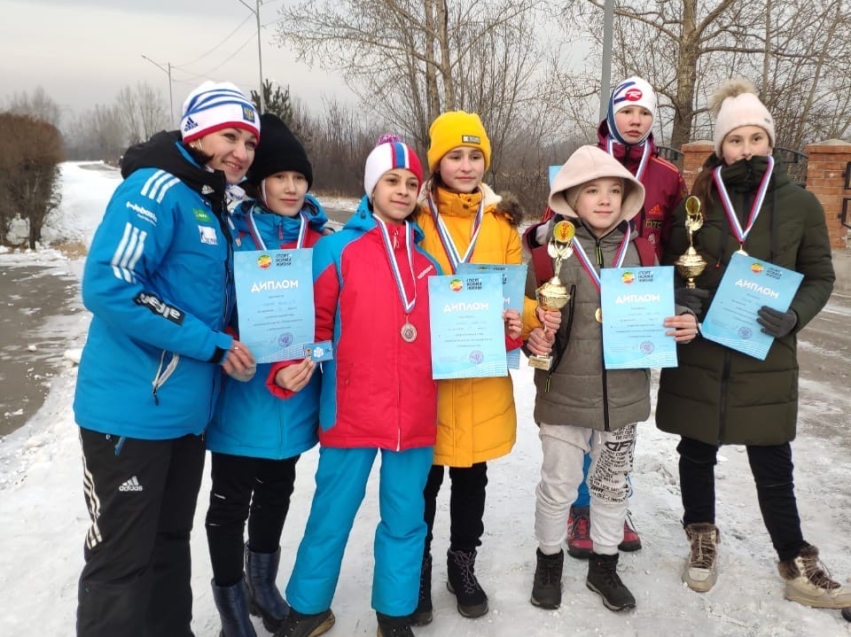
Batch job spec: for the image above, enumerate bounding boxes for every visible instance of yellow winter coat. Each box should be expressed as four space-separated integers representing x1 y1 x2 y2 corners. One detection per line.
414 183 540 467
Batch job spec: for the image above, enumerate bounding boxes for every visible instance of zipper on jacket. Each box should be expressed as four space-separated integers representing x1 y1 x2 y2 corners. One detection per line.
594 239 611 431
717 350 732 444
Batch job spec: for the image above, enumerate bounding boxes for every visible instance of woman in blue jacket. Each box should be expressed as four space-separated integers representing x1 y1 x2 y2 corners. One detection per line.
205 114 328 637
73 81 259 637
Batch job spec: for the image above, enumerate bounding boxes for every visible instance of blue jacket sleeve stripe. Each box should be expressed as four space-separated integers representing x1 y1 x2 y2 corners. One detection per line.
153 177 181 204
110 222 147 283
141 170 167 198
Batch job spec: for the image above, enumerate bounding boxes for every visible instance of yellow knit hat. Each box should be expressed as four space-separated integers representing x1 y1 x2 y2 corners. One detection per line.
427 111 492 171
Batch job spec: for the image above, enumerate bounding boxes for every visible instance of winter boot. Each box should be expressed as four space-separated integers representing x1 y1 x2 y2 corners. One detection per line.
778 545 851 608
211 579 257 637
842 606 851 622
567 506 592 559
246 546 289 632
683 523 720 593
530 549 564 609
586 552 636 611
376 611 415 637
409 552 433 626
446 548 489 618
273 608 335 637
618 510 642 552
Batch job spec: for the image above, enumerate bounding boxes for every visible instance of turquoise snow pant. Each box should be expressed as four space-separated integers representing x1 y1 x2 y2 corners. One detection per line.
285 446 433 617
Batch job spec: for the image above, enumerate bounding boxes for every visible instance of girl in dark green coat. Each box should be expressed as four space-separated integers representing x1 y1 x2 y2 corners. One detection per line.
656 79 849 609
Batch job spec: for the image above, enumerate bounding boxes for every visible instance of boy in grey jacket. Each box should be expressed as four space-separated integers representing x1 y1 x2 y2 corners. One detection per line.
525 146 696 612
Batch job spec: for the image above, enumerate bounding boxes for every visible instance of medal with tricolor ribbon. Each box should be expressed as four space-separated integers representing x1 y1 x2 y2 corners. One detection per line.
244 206 308 250
712 155 774 255
427 189 484 273
572 233 631 323
376 217 418 342
606 138 650 181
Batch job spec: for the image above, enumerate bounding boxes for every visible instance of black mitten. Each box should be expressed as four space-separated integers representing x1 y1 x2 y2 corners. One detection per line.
756 306 797 337
674 287 710 316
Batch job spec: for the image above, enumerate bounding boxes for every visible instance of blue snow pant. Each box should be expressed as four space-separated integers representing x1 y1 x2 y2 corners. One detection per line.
285 446 433 617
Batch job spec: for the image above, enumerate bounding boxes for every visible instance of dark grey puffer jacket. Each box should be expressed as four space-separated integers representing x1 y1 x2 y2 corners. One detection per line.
656 154 834 446
527 145 651 431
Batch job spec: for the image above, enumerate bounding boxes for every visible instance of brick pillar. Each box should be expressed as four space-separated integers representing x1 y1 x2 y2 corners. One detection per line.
804 139 851 250
681 141 714 192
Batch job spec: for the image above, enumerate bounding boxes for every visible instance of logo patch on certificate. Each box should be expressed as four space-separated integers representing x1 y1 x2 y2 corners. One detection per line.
198 226 218 245
303 341 333 362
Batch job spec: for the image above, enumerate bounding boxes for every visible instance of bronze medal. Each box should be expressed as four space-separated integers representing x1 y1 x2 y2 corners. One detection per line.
401 322 417 343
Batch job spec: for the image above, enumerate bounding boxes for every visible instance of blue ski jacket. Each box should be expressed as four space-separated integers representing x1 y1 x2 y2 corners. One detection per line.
74 131 236 440
205 197 327 459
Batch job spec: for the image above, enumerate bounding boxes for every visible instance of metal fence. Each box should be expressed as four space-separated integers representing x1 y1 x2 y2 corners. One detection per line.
775 146 808 189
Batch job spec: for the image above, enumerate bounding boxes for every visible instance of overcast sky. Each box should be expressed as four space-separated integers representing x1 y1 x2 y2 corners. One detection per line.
0 0 351 128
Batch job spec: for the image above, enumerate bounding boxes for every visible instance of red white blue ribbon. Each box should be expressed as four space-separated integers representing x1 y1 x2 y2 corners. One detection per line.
571 233 631 292
712 155 774 249
606 138 650 181
244 207 307 251
376 218 416 314
427 189 484 273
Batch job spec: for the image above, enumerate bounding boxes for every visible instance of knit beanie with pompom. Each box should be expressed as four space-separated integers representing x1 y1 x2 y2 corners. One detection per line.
712 78 775 156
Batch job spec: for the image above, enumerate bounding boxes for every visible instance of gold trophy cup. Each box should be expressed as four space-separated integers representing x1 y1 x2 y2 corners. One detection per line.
674 196 707 289
528 220 574 371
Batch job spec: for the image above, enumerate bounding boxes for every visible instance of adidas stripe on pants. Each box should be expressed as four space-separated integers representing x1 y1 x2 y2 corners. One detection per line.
77 427 205 637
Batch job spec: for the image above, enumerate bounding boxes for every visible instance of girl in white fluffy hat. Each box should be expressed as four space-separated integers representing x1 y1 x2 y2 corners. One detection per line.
656 79 847 610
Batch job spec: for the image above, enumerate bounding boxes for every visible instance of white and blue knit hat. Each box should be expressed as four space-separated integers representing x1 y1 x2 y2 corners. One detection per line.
606 76 657 145
180 81 260 143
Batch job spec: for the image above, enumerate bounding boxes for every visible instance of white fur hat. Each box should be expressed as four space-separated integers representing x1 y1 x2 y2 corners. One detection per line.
180 81 260 143
712 79 775 156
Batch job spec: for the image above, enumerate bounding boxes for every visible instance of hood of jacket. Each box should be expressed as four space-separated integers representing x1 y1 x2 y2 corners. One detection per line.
548 145 645 228
121 130 228 205
596 120 660 155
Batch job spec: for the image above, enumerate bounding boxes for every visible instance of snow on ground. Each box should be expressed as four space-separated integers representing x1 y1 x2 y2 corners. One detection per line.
1 162 850 636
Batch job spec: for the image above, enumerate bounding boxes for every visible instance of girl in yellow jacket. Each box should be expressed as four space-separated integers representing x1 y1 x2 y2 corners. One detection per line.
410 111 548 624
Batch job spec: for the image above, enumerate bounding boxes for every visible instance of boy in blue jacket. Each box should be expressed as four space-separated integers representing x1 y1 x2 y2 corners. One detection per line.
205 113 329 637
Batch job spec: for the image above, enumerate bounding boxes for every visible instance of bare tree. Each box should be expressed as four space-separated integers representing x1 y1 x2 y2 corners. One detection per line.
273 0 547 160
562 0 851 149
7 87 62 128
116 86 142 145
91 104 126 164
116 83 169 145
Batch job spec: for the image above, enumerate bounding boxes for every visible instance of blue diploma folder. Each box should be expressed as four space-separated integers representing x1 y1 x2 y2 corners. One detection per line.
601 266 677 369
233 249 314 364
428 273 508 379
700 253 803 360
456 263 528 369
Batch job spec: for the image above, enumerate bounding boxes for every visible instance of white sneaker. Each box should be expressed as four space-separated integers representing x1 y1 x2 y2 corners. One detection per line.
683 523 720 593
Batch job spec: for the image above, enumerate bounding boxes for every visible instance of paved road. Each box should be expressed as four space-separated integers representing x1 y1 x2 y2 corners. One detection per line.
795 290 851 448
0 264 80 436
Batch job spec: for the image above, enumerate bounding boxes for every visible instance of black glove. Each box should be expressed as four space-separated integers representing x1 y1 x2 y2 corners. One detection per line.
674 287 710 316
756 306 797 338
